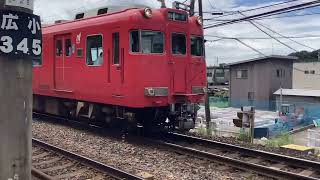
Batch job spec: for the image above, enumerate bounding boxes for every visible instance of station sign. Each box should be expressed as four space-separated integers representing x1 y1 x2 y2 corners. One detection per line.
0 9 41 59
5 0 33 10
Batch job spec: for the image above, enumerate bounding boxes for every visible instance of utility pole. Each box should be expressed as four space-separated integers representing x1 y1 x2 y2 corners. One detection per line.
0 1 41 180
198 0 212 135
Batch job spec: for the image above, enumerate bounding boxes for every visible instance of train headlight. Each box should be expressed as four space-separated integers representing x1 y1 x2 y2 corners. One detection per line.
144 8 153 18
197 16 203 26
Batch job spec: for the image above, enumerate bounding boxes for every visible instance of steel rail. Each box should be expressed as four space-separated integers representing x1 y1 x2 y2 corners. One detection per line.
160 133 320 180
32 138 144 180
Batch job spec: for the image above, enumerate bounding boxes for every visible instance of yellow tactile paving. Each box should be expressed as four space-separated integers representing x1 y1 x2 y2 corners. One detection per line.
281 144 314 152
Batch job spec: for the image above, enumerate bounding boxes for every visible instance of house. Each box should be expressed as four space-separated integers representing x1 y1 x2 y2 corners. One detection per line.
293 62 320 90
274 89 320 122
207 65 230 91
229 55 297 110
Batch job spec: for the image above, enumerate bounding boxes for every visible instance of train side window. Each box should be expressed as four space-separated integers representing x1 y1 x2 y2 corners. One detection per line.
191 36 204 56
65 39 72 57
113 32 120 65
77 48 83 58
172 33 186 55
141 31 164 53
56 40 62 56
130 30 140 53
86 35 103 66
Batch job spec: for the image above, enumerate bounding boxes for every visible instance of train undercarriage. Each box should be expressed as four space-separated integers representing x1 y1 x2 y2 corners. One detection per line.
33 95 199 132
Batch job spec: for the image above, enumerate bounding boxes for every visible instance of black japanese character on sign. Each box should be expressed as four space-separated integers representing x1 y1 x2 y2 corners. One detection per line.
0 9 41 59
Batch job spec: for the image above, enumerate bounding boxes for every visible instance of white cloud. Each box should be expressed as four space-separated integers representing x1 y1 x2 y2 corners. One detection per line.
34 0 320 65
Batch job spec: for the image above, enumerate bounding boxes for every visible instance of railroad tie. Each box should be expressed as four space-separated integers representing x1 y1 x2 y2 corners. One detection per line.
33 157 62 166
53 168 88 179
41 162 75 173
32 152 50 161
269 163 286 170
298 169 315 177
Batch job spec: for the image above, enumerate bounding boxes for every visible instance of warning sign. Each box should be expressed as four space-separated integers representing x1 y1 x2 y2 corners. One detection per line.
5 0 33 10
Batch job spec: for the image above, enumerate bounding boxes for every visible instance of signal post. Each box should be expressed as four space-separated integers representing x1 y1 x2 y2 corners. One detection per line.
0 0 41 179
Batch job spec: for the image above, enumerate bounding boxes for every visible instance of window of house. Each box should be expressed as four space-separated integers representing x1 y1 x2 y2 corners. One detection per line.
276 69 285 78
56 40 62 56
304 70 310 74
130 30 140 53
172 33 186 55
33 56 42 67
237 70 248 79
86 35 103 66
191 36 204 56
141 31 164 53
65 39 72 57
207 72 213 77
113 32 120 65
77 48 83 58
248 92 255 101
310 70 315 74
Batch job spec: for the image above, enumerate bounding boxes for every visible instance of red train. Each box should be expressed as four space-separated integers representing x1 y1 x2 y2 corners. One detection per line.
33 7 206 131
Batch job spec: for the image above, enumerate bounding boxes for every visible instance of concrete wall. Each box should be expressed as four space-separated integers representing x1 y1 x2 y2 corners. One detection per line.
293 62 320 90
230 58 293 110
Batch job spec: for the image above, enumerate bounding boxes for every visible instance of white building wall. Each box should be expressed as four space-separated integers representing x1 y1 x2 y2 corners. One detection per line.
293 62 320 90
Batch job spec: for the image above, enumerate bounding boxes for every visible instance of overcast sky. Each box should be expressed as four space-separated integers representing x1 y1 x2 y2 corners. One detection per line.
34 0 320 65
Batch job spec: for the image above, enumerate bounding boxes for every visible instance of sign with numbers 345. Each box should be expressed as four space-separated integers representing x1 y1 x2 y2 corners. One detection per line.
0 9 41 59
5 0 33 10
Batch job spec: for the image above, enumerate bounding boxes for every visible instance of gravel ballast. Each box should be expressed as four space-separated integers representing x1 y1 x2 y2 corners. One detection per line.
33 120 269 180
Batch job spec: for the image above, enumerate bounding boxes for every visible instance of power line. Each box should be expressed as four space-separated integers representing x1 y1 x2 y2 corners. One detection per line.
205 0 299 20
254 21 317 51
238 12 298 52
204 1 320 29
205 34 320 40
234 38 266 57
204 11 320 21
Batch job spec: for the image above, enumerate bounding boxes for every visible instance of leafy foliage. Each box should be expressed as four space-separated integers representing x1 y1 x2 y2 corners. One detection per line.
289 50 319 62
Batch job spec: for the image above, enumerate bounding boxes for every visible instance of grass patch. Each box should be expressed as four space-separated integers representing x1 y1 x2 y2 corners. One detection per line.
265 133 294 148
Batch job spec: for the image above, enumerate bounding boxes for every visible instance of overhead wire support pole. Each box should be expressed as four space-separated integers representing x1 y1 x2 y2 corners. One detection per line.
198 0 212 135
0 1 42 179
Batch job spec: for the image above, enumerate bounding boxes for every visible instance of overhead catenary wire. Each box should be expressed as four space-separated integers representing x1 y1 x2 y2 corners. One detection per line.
205 0 300 20
204 0 320 29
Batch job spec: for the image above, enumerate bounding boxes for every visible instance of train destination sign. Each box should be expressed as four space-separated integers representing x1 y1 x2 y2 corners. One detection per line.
0 9 41 59
5 0 33 10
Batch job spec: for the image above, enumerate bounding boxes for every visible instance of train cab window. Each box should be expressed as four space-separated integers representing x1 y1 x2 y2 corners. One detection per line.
56 40 62 56
191 36 204 56
113 32 120 65
130 30 140 52
141 31 164 53
168 12 187 21
86 35 103 66
172 33 186 55
65 39 72 57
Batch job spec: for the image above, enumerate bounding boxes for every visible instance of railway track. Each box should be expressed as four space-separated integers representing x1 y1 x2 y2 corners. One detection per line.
32 138 143 180
155 133 320 180
33 112 320 179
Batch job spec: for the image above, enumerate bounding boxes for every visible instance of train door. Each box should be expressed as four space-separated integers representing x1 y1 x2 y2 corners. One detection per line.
169 30 187 93
110 30 124 96
54 34 73 91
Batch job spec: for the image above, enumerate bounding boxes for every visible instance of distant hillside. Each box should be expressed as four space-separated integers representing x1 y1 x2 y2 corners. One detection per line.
289 50 319 62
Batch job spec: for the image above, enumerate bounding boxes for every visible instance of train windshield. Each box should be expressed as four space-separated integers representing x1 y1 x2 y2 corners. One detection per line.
130 30 164 54
191 36 204 56
172 33 186 55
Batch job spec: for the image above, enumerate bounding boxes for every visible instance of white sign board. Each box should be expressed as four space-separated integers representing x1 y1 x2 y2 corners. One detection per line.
5 0 33 10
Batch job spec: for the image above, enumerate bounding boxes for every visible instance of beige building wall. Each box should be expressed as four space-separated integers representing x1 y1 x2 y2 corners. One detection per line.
293 62 320 90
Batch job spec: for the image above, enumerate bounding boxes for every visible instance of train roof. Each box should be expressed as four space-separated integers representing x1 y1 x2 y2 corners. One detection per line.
42 8 193 35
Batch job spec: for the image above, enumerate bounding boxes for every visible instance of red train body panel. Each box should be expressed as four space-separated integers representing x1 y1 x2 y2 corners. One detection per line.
33 8 206 131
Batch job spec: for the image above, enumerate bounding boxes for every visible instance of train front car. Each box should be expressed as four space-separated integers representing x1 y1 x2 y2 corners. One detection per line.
131 8 206 131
